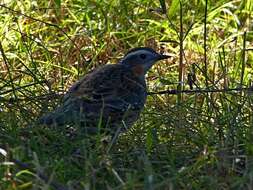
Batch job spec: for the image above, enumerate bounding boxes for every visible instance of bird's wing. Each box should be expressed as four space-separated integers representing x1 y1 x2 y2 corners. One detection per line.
64 64 133 111
38 64 124 126
65 64 145 131
38 64 144 127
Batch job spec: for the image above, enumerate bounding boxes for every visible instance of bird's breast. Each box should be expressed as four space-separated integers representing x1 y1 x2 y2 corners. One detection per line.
131 64 145 77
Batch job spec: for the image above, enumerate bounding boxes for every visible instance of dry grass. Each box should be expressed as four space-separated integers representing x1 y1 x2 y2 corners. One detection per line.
1 0 253 189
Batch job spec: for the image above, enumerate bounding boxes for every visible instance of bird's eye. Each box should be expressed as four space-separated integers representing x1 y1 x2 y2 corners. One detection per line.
140 54 146 59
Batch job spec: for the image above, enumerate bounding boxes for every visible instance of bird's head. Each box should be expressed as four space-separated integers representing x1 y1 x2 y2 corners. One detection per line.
119 47 170 77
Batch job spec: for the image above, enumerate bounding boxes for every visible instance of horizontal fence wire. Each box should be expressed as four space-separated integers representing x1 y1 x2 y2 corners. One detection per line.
1 86 253 103
148 86 253 95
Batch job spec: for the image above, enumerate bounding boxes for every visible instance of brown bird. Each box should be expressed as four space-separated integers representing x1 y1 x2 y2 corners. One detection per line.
38 47 170 136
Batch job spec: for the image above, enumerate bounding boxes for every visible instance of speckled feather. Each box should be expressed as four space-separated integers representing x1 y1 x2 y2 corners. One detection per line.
38 64 147 134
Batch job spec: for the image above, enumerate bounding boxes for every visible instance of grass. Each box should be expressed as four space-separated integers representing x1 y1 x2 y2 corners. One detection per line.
1 0 253 189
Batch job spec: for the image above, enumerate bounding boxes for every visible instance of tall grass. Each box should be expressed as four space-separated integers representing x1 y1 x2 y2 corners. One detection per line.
1 0 253 189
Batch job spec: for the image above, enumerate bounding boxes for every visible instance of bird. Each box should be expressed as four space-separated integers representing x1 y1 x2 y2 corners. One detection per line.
38 47 170 136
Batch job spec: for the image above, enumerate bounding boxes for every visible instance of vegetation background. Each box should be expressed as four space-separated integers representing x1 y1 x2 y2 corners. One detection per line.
0 0 253 189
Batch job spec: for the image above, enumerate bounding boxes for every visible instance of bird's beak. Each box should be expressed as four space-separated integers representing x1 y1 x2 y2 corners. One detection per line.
157 54 171 60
